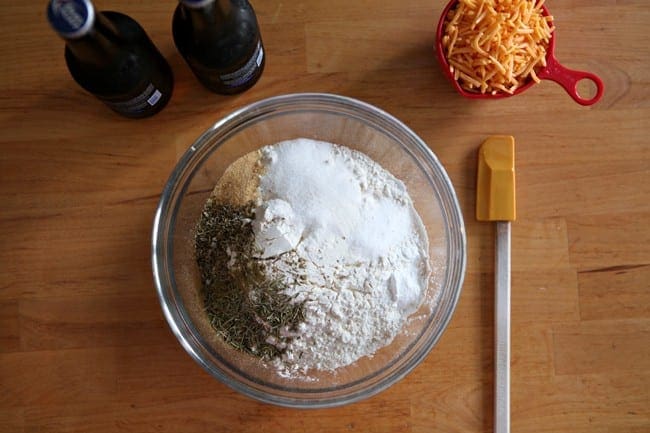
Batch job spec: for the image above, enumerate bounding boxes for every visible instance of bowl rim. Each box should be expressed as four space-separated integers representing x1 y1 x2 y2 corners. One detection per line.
151 92 467 408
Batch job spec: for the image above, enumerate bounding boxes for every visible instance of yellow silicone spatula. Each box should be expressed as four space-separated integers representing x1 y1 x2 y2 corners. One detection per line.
476 135 516 433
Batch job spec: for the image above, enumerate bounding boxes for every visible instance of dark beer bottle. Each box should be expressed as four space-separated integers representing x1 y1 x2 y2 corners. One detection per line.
47 0 174 118
172 0 265 94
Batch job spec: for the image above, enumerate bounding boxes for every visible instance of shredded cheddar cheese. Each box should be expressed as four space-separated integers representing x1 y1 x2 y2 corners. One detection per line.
441 0 555 95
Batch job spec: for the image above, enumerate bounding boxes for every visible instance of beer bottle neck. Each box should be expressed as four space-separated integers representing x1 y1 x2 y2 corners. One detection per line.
48 0 120 66
182 0 232 33
65 13 121 67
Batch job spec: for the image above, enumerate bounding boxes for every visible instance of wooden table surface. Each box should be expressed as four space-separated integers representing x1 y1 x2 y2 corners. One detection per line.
1 0 648 432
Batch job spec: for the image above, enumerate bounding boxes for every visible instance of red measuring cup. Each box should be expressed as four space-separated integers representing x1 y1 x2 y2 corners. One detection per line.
435 0 604 106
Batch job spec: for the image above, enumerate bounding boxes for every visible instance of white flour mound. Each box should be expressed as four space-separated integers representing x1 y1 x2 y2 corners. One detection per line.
251 138 430 375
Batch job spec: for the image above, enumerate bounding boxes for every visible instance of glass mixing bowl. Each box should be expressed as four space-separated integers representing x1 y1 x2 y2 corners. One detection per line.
152 93 466 408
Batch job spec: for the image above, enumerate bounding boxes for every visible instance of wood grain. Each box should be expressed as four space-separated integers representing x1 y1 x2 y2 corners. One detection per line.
1 0 649 432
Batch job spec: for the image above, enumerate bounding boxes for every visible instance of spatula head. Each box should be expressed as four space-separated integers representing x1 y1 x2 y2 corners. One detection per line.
476 136 516 222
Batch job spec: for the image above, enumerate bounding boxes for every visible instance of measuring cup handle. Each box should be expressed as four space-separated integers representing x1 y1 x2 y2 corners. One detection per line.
538 55 604 106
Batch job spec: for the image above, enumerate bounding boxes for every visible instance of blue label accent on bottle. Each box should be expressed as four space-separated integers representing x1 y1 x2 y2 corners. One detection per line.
47 0 95 39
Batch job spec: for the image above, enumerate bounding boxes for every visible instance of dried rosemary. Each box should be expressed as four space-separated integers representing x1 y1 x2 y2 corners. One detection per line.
195 198 305 360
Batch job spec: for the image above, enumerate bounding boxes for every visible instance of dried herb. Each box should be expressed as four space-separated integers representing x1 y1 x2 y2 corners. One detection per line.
195 198 305 360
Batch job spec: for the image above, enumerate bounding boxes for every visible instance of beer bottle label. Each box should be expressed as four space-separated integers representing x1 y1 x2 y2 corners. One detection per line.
219 41 264 89
101 83 165 116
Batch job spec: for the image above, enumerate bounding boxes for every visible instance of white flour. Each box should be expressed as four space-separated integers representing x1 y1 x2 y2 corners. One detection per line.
251 138 430 375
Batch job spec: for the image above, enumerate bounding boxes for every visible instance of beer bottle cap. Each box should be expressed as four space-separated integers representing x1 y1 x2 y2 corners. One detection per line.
179 0 216 9
47 0 96 39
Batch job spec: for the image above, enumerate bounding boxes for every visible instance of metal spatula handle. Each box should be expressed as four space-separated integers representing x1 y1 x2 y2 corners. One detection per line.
495 221 511 433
